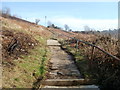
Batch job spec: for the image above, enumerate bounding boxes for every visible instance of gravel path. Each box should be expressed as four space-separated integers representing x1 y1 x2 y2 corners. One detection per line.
47 39 81 79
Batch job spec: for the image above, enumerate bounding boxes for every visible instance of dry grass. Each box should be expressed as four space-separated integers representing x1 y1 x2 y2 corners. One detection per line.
50 28 120 89
1 15 51 88
1 16 51 61
63 33 120 90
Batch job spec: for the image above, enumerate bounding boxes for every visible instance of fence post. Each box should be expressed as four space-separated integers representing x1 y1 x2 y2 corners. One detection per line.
67 37 69 45
91 46 95 60
76 40 79 52
89 46 95 70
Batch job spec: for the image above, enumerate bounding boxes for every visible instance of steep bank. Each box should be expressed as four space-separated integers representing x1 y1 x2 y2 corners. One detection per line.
1 15 51 88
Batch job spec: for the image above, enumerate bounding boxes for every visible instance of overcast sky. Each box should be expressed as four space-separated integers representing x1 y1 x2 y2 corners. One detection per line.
2 2 118 31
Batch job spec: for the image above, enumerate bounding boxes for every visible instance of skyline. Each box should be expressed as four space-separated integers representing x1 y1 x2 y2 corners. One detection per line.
2 2 118 31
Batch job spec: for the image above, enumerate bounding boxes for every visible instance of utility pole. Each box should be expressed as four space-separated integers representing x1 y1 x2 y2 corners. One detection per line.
45 16 47 27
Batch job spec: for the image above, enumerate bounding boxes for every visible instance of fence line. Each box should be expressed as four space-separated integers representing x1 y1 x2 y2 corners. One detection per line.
49 29 120 61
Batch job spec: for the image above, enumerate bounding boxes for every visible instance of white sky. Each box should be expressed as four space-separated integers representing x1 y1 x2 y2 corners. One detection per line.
50 17 117 31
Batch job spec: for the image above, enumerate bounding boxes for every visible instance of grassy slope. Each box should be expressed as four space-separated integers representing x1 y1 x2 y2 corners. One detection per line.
1 16 51 88
52 28 120 89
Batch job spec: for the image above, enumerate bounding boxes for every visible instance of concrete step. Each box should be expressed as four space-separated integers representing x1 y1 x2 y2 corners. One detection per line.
41 85 99 90
42 79 95 86
47 40 61 46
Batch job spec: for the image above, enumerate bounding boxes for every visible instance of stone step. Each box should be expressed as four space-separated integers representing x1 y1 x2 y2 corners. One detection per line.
47 40 61 46
41 85 99 90
42 79 95 86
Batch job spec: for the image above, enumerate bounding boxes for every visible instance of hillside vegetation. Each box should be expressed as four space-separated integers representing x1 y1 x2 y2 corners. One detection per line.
48 27 120 90
1 14 120 89
1 15 51 88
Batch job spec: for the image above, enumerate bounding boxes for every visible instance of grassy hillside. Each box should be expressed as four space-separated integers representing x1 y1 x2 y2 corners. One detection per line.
1 15 51 88
1 15 120 89
48 27 120 90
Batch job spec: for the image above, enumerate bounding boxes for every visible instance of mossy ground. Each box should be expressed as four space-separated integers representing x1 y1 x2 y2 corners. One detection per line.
61 43 92 79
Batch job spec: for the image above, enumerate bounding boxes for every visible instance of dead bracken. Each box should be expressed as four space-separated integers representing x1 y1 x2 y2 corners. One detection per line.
2 25 39 63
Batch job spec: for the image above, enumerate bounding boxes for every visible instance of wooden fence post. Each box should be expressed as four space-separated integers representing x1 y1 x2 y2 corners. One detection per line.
89 46 95 70
91 46 95 60
67 37 69 45
76 40 79 52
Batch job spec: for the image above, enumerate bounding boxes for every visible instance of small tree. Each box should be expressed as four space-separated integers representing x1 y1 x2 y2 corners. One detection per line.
2 7 11 16
51 24 55 28
84 25 91 31
69 29 72 32
35 19 40 25
47 21 52 27
64 24 69 31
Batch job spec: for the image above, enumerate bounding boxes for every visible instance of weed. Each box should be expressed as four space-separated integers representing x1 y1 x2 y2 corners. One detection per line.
14 78 20 82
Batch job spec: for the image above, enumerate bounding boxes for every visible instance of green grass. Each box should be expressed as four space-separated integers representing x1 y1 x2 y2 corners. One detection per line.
14 78 20 82
61 43 92 79
3 36 50 88
2 17 52 88
15 46 48 87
